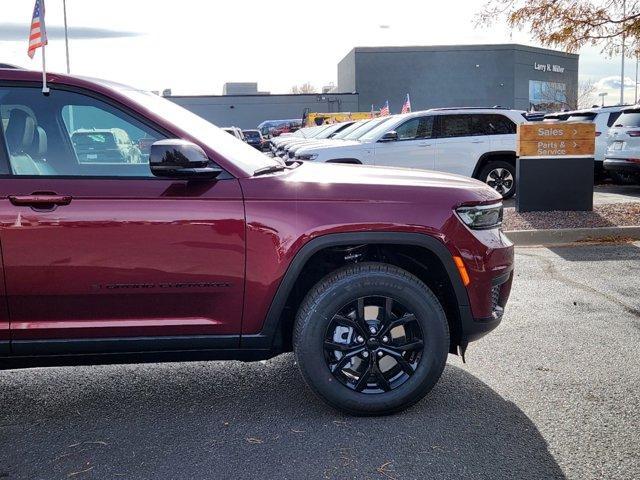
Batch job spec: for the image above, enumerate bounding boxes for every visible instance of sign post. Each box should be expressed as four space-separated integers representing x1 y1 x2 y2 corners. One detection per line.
515 122 596 212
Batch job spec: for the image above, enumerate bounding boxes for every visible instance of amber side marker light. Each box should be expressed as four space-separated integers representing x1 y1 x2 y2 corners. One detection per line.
453 256 470 286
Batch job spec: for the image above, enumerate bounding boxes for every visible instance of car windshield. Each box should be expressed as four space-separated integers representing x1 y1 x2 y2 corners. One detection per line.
244 131 260 139
566 113 596 122
614 110 640 127
108 83 280 174
331 120 368 139
316 123 350 139
343 116 394 140
72 132 117 148
358 115 405 142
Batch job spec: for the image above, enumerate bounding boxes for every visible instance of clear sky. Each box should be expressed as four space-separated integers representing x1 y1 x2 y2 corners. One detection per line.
0 0 637 105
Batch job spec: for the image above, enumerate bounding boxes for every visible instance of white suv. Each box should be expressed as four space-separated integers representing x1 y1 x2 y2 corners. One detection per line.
604 106 640 184
294 108 526 198
561 106 626 172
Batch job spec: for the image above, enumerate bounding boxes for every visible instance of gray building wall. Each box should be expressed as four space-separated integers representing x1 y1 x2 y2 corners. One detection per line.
337 44 578 112
169 93 359 130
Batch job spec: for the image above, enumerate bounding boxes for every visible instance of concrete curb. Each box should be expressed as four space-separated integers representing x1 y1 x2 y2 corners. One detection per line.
504 226 640 246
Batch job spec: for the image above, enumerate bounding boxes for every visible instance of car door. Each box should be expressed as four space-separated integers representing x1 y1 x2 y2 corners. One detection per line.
0 85 245 354
373 116 435 170
434 114 488 176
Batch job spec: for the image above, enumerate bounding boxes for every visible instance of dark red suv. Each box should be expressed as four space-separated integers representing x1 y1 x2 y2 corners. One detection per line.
0 68 513 415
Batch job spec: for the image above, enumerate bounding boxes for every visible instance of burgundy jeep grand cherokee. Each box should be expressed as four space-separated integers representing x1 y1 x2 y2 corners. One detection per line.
0 68 513 415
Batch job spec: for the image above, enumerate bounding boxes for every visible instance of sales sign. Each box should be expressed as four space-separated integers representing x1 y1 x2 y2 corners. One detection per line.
517 122 596 158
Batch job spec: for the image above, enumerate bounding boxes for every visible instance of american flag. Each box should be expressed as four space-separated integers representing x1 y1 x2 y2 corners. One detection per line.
27 0 47 59
380 100 390 116
401 94 411 114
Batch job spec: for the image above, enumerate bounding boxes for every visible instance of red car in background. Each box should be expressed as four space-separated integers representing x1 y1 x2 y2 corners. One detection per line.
0 67 513 414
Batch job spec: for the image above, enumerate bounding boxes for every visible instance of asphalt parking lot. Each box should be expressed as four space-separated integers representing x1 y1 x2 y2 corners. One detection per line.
1 242 639 480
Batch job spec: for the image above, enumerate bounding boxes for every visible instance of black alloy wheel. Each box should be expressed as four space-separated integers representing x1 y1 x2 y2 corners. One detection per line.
323 296 424 394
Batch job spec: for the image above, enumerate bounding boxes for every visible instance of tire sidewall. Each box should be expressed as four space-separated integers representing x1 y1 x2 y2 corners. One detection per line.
295 265 449 415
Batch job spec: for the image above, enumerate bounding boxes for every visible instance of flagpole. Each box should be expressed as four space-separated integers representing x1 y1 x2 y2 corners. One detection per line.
41 45 49 94
63 0 70 73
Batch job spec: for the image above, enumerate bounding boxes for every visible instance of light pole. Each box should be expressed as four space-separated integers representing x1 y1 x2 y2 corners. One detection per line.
599 92 608 107
620 0 626 105
62 0 70 73
635 53 638 104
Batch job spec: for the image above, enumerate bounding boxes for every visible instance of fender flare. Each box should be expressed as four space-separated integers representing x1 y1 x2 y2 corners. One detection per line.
241 232 471 349
472 151 516 179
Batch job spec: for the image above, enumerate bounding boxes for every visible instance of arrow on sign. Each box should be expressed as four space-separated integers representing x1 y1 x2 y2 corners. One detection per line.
573 141 578 147
572 129 578 136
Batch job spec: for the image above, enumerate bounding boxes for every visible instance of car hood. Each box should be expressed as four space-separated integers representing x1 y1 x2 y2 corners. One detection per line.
247 161 501 206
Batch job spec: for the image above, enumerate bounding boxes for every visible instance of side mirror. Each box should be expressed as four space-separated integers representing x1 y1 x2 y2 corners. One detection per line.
149 139 222 179
379 131 398 142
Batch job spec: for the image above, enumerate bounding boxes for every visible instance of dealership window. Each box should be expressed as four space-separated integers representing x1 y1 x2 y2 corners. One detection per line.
529 80 567 111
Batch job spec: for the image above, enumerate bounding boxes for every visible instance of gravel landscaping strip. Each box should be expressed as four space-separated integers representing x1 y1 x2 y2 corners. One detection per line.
503 202 640 231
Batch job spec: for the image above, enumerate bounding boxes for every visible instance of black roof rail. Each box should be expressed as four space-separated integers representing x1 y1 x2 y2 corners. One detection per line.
428 106 510 111
0 63 25 69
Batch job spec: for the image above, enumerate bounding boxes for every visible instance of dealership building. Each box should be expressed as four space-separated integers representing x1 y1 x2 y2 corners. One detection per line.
170 43 578 130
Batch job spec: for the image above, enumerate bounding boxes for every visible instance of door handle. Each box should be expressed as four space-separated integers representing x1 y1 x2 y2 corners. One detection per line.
470 140 485 144
9 193 72 207
418 143 432 147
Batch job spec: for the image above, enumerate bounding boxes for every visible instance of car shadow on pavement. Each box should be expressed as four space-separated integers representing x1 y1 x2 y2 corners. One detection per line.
0 355 565 480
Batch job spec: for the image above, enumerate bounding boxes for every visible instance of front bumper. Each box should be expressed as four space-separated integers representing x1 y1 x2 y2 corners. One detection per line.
604 158 640 174
443 219 515 346
459 267 513 343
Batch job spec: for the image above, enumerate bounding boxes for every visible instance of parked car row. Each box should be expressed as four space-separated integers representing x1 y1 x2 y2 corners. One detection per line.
539 105 627 176
222 126 270 152
269 107 528 198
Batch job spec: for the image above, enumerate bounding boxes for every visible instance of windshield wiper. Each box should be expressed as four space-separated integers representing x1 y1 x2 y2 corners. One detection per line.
253 161 300 176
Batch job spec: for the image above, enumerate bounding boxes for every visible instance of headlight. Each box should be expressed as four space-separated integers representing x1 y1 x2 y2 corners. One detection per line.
456 203 503 230
296 153 318 161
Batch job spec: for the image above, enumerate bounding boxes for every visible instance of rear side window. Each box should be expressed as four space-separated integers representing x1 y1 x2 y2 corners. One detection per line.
438 114 515 138
607 112 622 127
480 114 516 135
613 111 640 127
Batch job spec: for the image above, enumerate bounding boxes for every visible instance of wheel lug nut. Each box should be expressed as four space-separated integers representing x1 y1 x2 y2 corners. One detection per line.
377 351 383 357
356 335 364 343
362 351 369 358
382 336 389 343
369 327 377 335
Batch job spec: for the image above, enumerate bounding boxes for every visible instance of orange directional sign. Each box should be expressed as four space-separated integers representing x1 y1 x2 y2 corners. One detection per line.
517 122 596 157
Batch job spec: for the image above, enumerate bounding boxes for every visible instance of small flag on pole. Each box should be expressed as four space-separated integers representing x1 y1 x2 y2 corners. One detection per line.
27 0 47 58
27 0 49 93
401 94 411 114
380 100 390 116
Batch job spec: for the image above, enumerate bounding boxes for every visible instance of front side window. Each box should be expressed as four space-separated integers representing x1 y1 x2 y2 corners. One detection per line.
0 86 164 177
394 116 434 140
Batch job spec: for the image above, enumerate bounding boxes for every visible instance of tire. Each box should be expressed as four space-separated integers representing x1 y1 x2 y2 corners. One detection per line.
479 161 516 199
293 262 449 416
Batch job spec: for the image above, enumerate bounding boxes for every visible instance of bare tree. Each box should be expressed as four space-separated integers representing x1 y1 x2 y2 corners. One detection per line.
476 0 640 57
290 82 317 94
